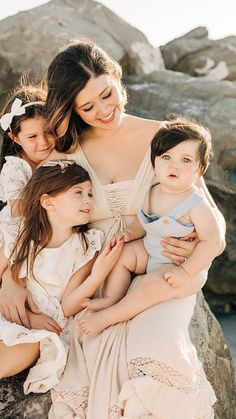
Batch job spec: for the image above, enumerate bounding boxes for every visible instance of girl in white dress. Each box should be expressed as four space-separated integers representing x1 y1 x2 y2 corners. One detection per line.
0 160 123 395
0 85 55 279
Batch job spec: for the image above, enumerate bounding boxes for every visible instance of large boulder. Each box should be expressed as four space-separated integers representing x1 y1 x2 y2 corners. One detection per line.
0 0 164 106
0 1 235 418
161 26 236 81
126 70 236 310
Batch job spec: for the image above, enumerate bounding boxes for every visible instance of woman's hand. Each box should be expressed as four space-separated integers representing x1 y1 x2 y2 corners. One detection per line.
26 310 62 335
0 269 40 328
161 232 199 265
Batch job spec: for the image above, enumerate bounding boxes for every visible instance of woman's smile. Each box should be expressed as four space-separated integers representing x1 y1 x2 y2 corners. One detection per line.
97 108 116 124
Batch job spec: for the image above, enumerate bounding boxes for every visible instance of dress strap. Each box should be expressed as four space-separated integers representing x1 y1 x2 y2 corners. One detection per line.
168 188 205 220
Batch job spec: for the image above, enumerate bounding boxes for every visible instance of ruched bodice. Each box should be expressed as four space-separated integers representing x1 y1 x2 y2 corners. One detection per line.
68 144 155 243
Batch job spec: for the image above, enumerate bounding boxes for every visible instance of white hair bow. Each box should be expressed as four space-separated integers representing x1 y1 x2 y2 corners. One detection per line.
0 98 26 131
0 98 44 131
42 159 76 173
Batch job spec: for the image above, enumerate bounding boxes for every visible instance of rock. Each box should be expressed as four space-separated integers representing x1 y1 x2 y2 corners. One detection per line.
0 1 235 417
0 0 164 106
161 27 236 81
1 293 235 418
190 292 236 419
126 70 236 307
0 370 51 418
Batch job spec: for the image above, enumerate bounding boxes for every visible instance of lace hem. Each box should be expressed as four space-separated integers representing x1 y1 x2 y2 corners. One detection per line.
60 386 89 415
109 405 123 419
128 356 207 394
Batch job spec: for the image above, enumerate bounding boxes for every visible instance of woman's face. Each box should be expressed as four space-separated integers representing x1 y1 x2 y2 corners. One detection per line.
74 74 125 130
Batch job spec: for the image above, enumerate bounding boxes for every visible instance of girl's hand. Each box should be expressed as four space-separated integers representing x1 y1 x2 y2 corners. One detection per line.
0 274 40 328
161 232 199 265
92 240 124 279
26 310 62 335
116 230 133 243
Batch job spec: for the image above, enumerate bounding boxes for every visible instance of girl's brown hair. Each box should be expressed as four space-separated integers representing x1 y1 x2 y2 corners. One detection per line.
0 84 47 170
45 38 127 152
11 161 91 281
151 117 212 175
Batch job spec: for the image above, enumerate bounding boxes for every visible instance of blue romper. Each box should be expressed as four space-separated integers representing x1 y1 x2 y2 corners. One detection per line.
138 188 205 273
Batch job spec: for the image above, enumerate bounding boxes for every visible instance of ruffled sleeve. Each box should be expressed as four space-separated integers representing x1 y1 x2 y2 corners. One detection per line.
0 156 32 202
71 228 104 273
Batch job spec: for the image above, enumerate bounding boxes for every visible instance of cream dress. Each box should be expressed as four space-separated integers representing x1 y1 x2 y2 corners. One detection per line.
0 230 102 395
0 156 32 255
49 145 216 419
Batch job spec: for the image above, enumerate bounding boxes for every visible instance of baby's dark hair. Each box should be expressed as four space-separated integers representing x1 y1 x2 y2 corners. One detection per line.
0 84 47 170
11 161 91 281
151 117 212 175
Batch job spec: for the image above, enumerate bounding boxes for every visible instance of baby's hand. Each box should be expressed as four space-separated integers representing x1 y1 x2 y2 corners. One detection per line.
163 266 191 288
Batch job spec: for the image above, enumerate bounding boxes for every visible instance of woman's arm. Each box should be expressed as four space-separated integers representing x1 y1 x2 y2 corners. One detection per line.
0 268 40 328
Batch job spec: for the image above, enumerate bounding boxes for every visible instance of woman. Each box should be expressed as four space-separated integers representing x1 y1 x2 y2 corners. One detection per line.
0 39 224 418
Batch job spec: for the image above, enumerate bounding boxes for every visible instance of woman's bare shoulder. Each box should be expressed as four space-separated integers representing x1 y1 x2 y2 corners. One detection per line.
127 114 163 133
125 114 164 145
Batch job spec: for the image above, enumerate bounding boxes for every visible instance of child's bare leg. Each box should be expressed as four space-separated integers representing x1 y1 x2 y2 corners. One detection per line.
78 264 182 335
0 341 40 378
82 239 148 312
0 247 8 283
78 239 148 330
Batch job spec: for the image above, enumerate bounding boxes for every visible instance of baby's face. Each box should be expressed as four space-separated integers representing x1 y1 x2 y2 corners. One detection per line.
154 140 201 192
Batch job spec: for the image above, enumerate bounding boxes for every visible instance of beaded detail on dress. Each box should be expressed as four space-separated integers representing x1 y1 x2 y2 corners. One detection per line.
102 181 133 216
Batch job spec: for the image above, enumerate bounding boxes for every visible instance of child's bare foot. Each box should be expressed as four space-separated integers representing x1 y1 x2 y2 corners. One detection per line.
77 311 112 336
80 297 115 312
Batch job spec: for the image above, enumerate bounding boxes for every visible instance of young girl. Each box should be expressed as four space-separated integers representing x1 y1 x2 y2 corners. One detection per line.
0 85 55 278
0 160 123 394
78 117 223 335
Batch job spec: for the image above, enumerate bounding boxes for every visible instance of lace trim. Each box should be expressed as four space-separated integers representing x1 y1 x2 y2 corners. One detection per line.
60 386 89 414
103 183 132 215
128 357 207 394
109 405 122 419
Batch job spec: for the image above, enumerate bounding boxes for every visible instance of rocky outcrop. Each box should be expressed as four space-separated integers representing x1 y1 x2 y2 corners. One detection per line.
161 26 236 81
0 0 235 417
0 0 164 106
190 292 236 419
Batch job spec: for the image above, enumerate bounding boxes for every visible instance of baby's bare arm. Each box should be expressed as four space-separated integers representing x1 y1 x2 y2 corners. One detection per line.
182 199 222 277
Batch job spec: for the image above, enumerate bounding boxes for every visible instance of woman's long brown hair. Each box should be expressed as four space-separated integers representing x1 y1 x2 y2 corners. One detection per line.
11 161 91 281
45 38 127 152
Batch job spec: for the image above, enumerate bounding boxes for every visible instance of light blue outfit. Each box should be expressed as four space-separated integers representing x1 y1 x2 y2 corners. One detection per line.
138 187 206 273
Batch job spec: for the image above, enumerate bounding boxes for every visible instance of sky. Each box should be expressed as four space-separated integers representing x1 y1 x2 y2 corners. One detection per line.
0 0 235 46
